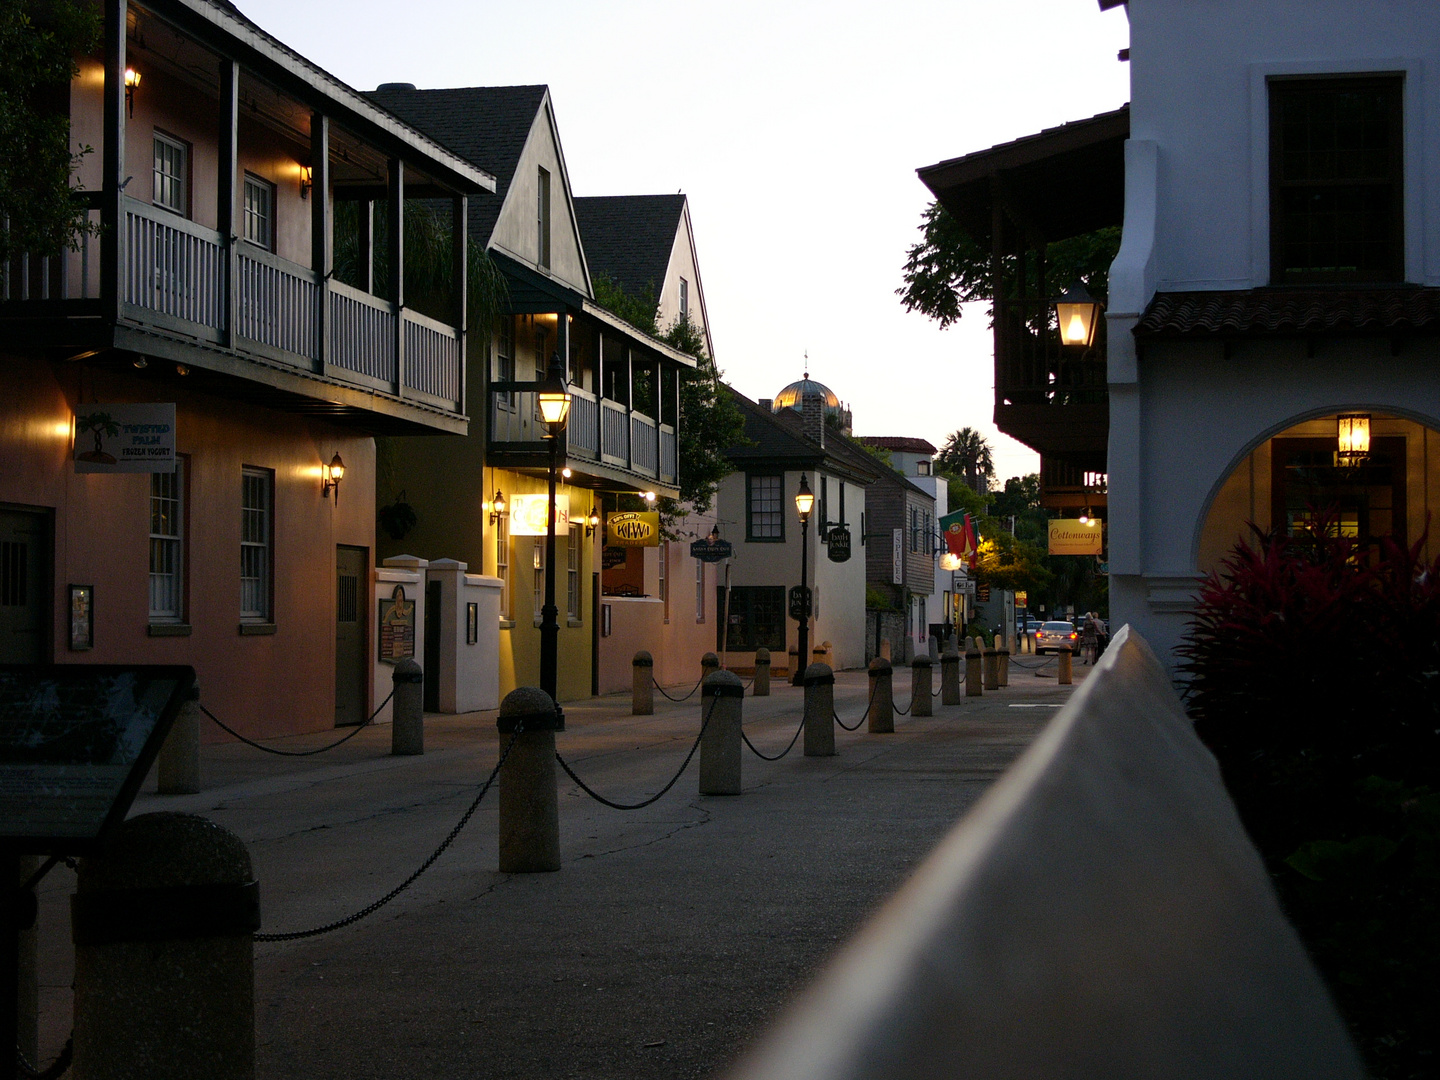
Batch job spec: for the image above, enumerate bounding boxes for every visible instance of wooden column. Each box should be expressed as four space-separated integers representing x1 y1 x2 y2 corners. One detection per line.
990 176 1006 413
452 196 467 411
311 111 330 373
217 61 238 349
100 0 127 322
358 201 374 294
388 157 404 397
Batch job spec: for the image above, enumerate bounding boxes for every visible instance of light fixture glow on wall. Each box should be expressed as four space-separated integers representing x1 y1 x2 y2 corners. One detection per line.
489 490 507 526
642 491 656 504
299 164 313 200
124 67 141 117
321 453 346 503
1336 414 1371 461
1055 282 1101 348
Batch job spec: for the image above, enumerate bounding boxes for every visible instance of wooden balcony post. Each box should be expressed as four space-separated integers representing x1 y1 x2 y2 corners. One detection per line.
100 0 126 323
990 176 1005 413
311 111 330 372
358 201 374 294
555 306 569 455
388 157 404 397
452 196 467 410
218 60 238 350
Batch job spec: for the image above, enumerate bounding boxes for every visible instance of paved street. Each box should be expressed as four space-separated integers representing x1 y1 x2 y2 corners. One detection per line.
32 656 1086 1079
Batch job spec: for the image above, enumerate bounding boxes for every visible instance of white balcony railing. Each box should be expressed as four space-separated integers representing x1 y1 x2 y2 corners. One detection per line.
124 200 225 334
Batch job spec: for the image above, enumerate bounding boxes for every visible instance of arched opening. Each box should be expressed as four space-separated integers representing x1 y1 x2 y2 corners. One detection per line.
1197 412 1440 573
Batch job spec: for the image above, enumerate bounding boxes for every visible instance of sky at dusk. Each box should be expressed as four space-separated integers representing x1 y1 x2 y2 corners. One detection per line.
235 0 1132 484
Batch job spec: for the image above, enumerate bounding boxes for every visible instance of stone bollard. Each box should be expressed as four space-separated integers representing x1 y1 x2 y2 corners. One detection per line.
998 639 1011 687
966 637 984 697
497 687 563 873
157 682 201 794
701 651 721 685
391 658 424 755
72 812 258 1080
879 639 892 662
1059 646 1074 686
983 641 1000 691
632 650 654 715
868 657 895 734
803 663 836 757
910 655 933 717
753 647 771 697
940 641 962 706
699 670 744 796
812 645 826 671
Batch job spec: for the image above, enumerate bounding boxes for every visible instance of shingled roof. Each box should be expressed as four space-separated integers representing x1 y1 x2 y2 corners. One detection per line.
365 85 549 247
723 388 885 487
1135 287 1440 339
574 195 685 300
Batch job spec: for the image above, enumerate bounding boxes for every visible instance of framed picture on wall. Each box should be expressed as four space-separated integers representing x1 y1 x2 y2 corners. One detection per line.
69 584 94 651
466 602 478 645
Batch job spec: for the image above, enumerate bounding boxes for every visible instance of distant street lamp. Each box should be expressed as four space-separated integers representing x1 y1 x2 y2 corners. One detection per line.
792 473 814 686
1055 282 1102 348
538 351 572 703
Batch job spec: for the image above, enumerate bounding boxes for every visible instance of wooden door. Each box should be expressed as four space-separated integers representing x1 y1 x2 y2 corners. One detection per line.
335 545 367 726
0 508 49 665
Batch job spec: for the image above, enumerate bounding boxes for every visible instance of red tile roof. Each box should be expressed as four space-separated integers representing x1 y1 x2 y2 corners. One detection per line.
1135 288 1440 339
858 436 937 455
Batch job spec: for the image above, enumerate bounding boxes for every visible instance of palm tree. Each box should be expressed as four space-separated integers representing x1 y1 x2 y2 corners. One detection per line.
937 427 995 495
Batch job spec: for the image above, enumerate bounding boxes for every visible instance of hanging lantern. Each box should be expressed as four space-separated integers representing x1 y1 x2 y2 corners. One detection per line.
1336 414 1371 461
1055 282 1101 348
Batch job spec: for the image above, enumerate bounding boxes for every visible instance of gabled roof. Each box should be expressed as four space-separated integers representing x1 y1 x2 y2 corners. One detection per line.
366 85 549 248
723 388 881 486
574 195 686 300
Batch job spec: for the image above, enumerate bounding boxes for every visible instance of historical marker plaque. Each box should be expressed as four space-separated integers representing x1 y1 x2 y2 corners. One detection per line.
378 584 415 664
0 664 195 853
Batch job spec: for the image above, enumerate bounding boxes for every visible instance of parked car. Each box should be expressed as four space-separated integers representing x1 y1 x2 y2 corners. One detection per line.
1024 618 1043 635
1035 621 1078 654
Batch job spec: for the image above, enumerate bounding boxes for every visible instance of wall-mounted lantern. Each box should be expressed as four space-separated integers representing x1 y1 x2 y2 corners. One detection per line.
299 164 313 200
642 491 656 504
585 507 600 538
321 453 346 504
1055 282 1101 348
124 67 141 117
489 490 507 526
1336 414 1371 462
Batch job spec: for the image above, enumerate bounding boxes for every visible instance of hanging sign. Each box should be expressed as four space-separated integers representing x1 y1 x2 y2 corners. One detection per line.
788 585 812 620
1048 519 1103 556
826 526 851 563
378 584 415 664
602 546 630 569
73 404 176 473
509 494 571 536
606 511 660 547
689 537 733 563
892 528 903 584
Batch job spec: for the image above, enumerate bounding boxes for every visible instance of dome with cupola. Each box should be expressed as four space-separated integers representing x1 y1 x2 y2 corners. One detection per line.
773 375 841 413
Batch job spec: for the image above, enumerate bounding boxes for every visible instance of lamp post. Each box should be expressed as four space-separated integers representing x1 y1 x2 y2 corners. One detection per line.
537 351 572 703
792 473 814 686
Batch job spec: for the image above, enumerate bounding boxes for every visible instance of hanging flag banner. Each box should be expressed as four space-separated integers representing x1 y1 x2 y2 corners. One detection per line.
1049 518 1103 556
73 404 176 473
606 511 660 547
509 494 571 536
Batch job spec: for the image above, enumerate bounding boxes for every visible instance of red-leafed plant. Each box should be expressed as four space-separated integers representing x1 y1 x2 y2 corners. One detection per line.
1179 516 1440 1078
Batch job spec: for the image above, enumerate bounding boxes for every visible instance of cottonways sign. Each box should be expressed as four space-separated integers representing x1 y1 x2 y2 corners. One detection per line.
1048 518 1103 556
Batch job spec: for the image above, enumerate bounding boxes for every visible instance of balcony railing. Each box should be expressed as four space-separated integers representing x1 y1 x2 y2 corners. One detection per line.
1 196 463 416
996 297 1107 407
489 381 677 485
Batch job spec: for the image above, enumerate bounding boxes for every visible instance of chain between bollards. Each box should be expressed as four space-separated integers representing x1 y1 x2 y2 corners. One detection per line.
16 1037 71 1079
652 675 705 703
253 729 520 941
201 689 395 758
556 692 719 810
741 714 806 761
833 679 879 732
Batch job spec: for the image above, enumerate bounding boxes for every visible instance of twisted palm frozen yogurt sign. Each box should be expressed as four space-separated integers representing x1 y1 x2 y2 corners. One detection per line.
73 404 176 473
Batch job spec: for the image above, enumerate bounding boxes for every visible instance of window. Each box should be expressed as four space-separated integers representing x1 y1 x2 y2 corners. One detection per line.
918 459 931 476
1270 75 1404 284
658 540 669 621
722 586 785 651
243 173 274 250
537 166 551 270
747 473 784 541
819 475 829 538
924 512 933 554
496 515 511 620
910 507 919 553
496 315 515 411
695 558 705 622
567 524 581 620
679 277 689 320
240 468 272 621
532 538 544 621
149 459 185 622
152 133 188 215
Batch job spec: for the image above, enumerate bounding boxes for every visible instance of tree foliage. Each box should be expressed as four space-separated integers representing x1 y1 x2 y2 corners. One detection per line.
936 427 995 495
0 0 101 263
897 201 1122 329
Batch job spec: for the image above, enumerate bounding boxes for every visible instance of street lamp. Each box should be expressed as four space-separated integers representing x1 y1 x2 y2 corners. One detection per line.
792 473 814 685
538 351 571 703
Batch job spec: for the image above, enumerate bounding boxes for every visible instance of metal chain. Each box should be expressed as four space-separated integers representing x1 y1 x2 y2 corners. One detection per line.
254 729 520 942
741 714 805 761
201 689 395 758
1010 656 1058 671
652 676 704 703
833 680 879 731
894 691 911 716
557 693 717 810
16 1039 71 1080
